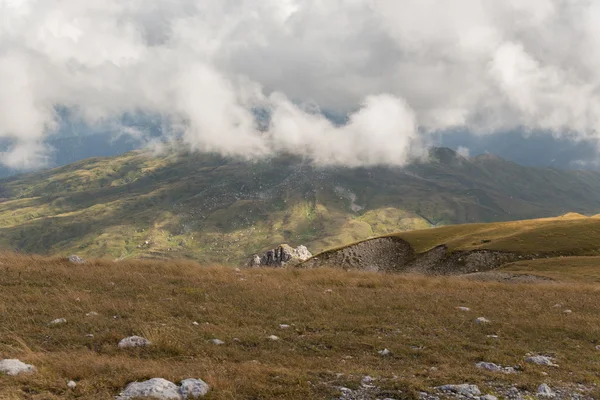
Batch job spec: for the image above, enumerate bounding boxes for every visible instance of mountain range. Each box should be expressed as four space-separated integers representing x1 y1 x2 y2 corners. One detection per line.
2 147 600 264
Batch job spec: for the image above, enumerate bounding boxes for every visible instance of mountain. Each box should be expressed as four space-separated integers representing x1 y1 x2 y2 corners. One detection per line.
2 147 600 264
0 133 145 178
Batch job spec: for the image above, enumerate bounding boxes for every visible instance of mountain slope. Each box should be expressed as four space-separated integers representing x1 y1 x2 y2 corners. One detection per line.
2 147 600 264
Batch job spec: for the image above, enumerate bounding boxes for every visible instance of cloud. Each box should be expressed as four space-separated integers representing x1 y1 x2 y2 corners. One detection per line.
1 0 600 168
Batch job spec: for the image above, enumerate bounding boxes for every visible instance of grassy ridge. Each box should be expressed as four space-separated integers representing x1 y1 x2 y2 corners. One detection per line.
0 253 599 399
2 148 600 263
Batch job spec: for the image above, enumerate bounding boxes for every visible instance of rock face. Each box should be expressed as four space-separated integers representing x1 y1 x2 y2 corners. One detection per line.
117 378 210 399
0 359 36 376
249 244 312 267
302 237 415 272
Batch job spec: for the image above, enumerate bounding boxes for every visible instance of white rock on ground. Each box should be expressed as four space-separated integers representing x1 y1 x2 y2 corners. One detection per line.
179 379 210 398
118 336 151 349
210 339 225 345
480 395 498 400
68 255 87 264
563 309 573 314
456 306 471 312
279 324 290 329
67 380 77 389
117 378 181 399
378 348 391 356
538 383 556 397
526 355 558 367
596 345 600 351
438 384 482 397
475 317 490 325
117 378 210 399
476 362 517 374
86 312 99 317
49 318 67 325
0 359 36 376
267 335 280 341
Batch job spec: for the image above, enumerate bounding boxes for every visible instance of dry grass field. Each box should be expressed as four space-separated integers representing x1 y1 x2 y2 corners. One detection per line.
0 253 599 399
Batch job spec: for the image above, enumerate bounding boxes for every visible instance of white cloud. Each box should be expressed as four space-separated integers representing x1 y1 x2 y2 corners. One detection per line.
0 0 599 168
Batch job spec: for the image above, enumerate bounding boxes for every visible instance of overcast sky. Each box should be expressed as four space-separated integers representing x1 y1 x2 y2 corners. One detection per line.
1 0 600 169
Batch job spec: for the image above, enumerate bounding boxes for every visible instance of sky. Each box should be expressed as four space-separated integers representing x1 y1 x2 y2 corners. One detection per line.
1 0 600 169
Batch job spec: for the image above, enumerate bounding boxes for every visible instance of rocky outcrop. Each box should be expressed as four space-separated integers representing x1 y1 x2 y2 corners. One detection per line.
299 236 532 275
301 237 416 272
248 244 312 267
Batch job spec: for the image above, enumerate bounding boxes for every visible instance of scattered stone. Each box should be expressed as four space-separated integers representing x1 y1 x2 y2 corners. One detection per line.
563 309 573 314
361 376 375 387
526 355 558 367
67 380 77 389
232 338 241 343
325 289 333 294
0 359 36 376
267 335 280 341
85 334 94 338
480 395 498 400
86 312 99 317
179 378 210 398
378 348 391 356
456 306 471 312
118 336 151 349
438 384 481 397
475 317 490 325
210 339 225 346
248 244 312 267
538 383 556 397
117 378 181 399
476 362 516 374
49 318 67 325
487 335 499 339
192 322 200 326
596 345 600 351
68 255 86 264
552 303 563 308
234 268 241 273
279 324 290 330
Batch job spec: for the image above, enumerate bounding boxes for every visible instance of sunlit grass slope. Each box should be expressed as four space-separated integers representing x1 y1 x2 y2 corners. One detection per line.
0 253 599 399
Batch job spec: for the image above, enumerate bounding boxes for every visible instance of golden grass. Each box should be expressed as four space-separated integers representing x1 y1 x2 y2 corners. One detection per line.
0 253 599 399
501 256 600 283
394 215 600 254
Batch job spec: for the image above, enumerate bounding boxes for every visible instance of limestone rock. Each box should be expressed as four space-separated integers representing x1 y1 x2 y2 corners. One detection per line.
118 336 151 349
67 380 77 389
537 383 556 397
179 378 210 398
475 317 490 325
476 362 516 374
49 318 67 325
210 339 225 345
378 348 391 356
117 378 181 399
68 255 86 264
438 384 481 398
248 244 312 267
0 359 36 376
526 355 558 367
117 378 211 399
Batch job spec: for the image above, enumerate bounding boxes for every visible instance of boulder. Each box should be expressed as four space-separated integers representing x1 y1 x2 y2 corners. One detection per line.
117 378 181 399
117 378 210 399
0 359 36 376
68 255 86 264
118 336 151 349
179 379 210 398
248 244 312 267
438 384 481 398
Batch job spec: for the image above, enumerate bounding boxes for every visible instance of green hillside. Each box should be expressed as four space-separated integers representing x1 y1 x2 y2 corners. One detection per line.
2 147 600 264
